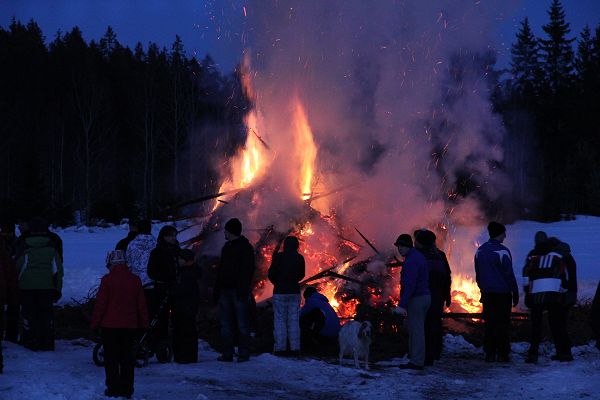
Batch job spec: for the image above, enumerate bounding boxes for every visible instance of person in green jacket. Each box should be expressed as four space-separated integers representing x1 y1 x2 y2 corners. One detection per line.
15 217 63 351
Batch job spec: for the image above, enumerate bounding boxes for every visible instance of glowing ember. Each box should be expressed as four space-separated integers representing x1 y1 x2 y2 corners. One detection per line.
450 273 481 313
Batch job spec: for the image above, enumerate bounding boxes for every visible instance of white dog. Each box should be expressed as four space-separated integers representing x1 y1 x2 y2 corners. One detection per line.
338 320 373 370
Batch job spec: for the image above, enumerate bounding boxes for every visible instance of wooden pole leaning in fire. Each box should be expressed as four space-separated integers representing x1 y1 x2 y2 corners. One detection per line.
299 256 357 286
354 227 402 268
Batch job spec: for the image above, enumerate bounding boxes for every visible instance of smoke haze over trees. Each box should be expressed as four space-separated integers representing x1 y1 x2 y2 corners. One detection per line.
0 0 599 226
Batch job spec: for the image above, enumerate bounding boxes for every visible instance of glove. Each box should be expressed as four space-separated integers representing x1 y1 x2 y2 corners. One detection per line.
393 306 407 317
53 290 62 303
512 293 519 307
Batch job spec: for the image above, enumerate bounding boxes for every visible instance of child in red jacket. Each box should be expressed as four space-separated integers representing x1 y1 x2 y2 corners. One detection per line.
91 250 149 399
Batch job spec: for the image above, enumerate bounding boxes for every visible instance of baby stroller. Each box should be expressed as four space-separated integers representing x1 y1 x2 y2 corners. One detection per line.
93 286 173 367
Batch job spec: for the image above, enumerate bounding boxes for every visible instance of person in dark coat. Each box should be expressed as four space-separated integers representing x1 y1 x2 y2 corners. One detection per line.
414 229 451 366
0 222 19 343
172 249 201 363
115 220 139 251
299 286 340 353
146 225 180 350
91 250 149 399
394 233 431 370
268 236 305 356
523 236 573 363
475 222 518 363
592 281 600 350
0 237 18 374
549 237 577 361
214 218 255 362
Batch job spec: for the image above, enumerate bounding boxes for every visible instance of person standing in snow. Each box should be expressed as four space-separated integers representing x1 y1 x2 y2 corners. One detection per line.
214 218 255 362
125 219 156 286
268 235 305 356
115 220 139 251
474 221 518 363
15 217 63 351
91 250 149 399
0 221 19 343
592 281 600 350
414 229 451 366
146 225 180 354
299 286 340 354
171 249 201 363
0 237 18 373
522 236 573 363
550 236 577 361
394 233 431 370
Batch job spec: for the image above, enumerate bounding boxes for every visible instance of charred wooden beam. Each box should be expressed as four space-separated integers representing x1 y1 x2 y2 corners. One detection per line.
161 190 237 216
354 226 402 267
299 256 357 286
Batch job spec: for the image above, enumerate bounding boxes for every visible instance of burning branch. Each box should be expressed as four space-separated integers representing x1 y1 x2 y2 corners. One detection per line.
354 226 402 267
250 128 271 150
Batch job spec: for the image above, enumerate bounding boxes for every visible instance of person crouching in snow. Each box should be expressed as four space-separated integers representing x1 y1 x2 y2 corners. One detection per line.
91 250 149 399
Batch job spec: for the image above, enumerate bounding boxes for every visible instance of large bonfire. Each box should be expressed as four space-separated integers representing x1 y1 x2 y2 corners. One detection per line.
191 56 484 319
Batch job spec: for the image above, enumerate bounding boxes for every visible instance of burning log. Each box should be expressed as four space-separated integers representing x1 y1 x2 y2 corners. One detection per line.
160 190 238 217
299 256 357 286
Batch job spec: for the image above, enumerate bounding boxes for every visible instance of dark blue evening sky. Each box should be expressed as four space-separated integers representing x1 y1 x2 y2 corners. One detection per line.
2 1 600 72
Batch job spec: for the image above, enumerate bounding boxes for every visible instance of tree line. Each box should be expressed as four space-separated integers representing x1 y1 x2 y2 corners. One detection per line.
502 0 600 219
1 0 599 225
0 19 249 225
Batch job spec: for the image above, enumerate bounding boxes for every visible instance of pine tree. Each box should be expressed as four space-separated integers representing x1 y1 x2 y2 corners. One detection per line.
99 26 120 59
540 0 575 92
510 17 542 98
575 26 594 82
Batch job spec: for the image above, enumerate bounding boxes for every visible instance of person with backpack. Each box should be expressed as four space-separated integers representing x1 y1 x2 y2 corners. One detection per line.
15 217 63 351
268 236 305 356
91 250 149 399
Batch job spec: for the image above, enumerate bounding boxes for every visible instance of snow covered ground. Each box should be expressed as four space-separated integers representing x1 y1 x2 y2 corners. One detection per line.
2 336 599 399
2 217 600 399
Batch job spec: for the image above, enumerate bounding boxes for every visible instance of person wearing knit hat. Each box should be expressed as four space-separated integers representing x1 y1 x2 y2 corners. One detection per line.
475 221 518 363
414 229 436 248
394 232 431 370
91 249 149 398
224 218 242 237
215 217 255 362
487 221 506 239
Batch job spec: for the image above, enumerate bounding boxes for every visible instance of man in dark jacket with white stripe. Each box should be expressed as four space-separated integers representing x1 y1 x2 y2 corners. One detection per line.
523 236 572 363
475 222 518 362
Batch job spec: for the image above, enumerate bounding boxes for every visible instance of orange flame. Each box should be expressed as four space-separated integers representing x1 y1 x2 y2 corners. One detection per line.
291 98 318 201
217 56 270 202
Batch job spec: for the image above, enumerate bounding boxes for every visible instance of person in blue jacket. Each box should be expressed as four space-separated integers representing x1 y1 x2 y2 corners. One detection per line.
475 221 519 363
299 286 340 353
394 233 431 370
